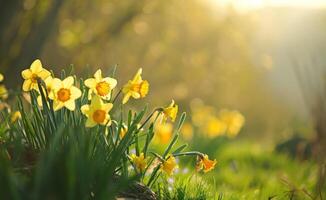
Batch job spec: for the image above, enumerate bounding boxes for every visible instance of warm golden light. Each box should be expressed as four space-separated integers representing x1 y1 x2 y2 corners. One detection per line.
210 0 326 11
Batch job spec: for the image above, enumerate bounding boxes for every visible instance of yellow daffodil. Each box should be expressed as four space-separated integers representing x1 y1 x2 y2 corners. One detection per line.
198 154 217 173
21 59 51 92
162 100 178 122
37 76 55 106
205 116 226 138
161 155 178 176
11 111 21 123
81 95 113 127
0 85 8 100
154 123 173 144
130 153 147 172
122 68 149 104
0 73 4 82
119 124 128 139
219 109 245 138
84 69 117 100
49 76 81 111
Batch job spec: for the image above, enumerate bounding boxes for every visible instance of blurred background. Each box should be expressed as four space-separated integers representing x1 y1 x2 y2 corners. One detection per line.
1 0 325 144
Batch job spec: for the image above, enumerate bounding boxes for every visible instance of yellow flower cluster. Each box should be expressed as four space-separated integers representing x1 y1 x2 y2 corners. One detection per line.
17 59 217 177
20 59 152 128
186 102 245 139
0 73 8 100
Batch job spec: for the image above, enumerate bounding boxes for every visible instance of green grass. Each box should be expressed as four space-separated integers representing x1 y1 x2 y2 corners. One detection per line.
154 140 321 200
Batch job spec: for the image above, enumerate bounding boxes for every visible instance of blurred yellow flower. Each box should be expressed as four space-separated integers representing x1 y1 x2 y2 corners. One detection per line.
162 100 178 122
49 76 81 111
130 153 147 172
0 85 8 100
154 123 173 144
0 73 4 82
81 95 113 127
37 76 55 106
161 155 178 176
191 104 215 127
219 109 245 138
122 68 149 104
205 116 226 138
119 124 128 139
11 111 21 123
84 69 117 100
181 122 193 141
21 59 51 92
198 154 216 173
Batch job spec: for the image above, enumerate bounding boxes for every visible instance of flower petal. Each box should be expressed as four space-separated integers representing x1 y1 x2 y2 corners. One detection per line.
86 118 97 127
53 101 64 111
63 76 74 88
51 78 62 90
38 69 51 80
70 86 81 99
103 103 113 112
81 105 90 116
22 80 32 92
30 59 43 73
84 78 97 88
132 68 143 83
103 77 117 88
122 93 131 104
94 69 102 81
64 100 76 111
22 69 32 79
131 91 140 99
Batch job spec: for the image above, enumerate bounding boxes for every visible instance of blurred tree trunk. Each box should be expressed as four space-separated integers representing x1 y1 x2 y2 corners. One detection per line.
0 0 64 89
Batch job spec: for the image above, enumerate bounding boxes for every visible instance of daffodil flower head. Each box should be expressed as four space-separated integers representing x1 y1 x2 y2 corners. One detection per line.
21 59 51 92
11 111 22 123
219 109 245 138
0 85 8 100
84 69 117 100
205 116 227 138
122 68 149 104
0 73 4 82
37 76 55 107
154 122 173 144
161 155 178 176
130 153 147 172
81 95 113 127
119 124 128 139
162 100 178 122
49 76 81 111
197 154 217 173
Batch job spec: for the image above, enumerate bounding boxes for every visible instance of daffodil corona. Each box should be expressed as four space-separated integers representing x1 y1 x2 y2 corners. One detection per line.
49 76 81 111
84 69 117 100
197 154 216 173
161 155 178 176
21 59 51 92
162 100 178 122
130 153 147 172
122 68 149 104
81 95 113 127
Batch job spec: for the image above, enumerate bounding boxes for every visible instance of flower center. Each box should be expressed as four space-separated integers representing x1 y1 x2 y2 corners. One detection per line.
57 88 71 102
130 83 141 93
96 81 110 96
92 109 106 123
31 74 39 83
